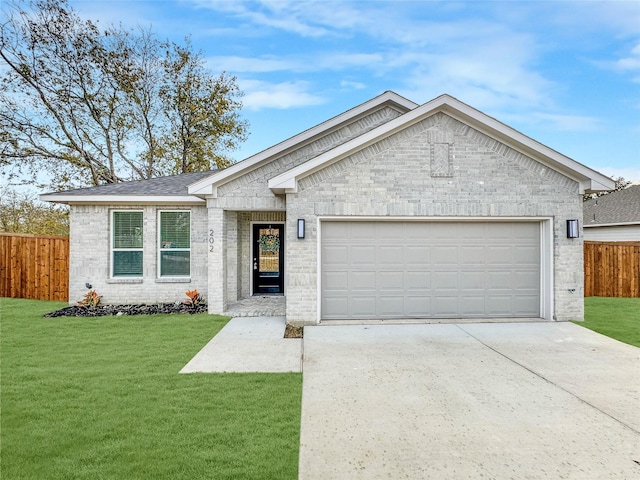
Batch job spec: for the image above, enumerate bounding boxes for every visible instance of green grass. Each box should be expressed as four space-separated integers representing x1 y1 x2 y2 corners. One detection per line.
577 297 640 348
0 298 302 480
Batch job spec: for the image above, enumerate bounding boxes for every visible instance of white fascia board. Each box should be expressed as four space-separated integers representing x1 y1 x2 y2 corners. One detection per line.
584 222 640 228
188 91 418 197
40 194 205 205
269 94 615 194
437 99 615 192
269 96 451 192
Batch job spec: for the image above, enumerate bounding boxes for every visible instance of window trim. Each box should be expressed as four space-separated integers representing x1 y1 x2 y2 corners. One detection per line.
110 210 144 279
157 209 191 279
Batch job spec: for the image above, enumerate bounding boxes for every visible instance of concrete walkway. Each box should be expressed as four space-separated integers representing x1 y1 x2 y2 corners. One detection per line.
179 316 302 373
299 322 640 479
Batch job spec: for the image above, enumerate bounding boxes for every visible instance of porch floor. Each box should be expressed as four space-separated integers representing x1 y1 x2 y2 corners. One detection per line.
223 295 286 317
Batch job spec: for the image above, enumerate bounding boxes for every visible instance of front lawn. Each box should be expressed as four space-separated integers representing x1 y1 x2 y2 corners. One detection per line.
578 297 640 348
0 298 302 480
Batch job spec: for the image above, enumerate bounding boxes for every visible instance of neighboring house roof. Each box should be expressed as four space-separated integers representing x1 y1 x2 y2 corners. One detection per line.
40 170 216 204
583 185 640 227
268 94 614 194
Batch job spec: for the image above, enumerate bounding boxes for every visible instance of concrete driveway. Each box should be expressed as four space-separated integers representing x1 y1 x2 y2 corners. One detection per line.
299 322 640 479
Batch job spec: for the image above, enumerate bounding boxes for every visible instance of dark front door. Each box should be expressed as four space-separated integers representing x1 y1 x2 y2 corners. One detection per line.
253 224 284 294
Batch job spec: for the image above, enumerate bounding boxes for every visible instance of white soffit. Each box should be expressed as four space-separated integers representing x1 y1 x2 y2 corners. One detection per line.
187 91 418 196
268 94 615 194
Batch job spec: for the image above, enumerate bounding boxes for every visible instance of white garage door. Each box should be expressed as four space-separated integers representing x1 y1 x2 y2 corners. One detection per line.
321 221 540 320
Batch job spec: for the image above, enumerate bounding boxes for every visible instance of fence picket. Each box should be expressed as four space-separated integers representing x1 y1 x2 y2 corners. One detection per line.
0 233 69 302
584 241 640 297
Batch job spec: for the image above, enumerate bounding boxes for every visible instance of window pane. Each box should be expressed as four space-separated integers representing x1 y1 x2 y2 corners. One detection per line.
160 251 190 276
114 212 143 248
160 212 190 248
114 251 143 276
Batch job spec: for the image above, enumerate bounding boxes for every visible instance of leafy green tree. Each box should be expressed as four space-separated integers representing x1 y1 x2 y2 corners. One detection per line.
0 188 69 235
0 0 248 190
583 176 631 201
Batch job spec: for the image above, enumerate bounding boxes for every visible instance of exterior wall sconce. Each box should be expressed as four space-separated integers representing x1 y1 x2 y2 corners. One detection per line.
566 219 579 239
297 219 305 239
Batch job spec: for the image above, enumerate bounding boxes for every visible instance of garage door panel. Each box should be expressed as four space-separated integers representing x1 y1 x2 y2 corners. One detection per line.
513 271 540 289
321 221 540 320
350 271 376 290
405 245 431 264
323 271 348 290
513 295 539 315
378 245 404 264
432 271 458 289
406 271 431 289
323 296 349 317
405 296 431 315
349 296 377 317
515 245 539 264
432 296 459 316
460 246 485 264
430 223 456 240
351 246 376 266
322 245 349 264
350 222 376 239
486 270 513 289
459 271 488 289
485 245 513 263
376 222 401 239
377 271 404 289
460 296 486 315
486 296 513 316
432 246 458 264
378 296 405 316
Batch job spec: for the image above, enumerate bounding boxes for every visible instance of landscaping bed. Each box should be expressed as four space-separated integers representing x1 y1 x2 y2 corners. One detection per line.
44 302 207 317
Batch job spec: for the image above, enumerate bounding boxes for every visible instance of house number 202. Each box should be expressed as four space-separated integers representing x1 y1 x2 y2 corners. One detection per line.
209 229 215 252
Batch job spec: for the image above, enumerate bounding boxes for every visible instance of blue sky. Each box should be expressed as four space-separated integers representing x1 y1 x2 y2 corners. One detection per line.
70 0 639 181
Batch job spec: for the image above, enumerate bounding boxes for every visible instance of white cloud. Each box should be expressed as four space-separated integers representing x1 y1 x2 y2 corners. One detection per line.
614 43 640 73
340 80 366 90
239 80 325 110
206 55 296 73
206 52 384 74
528 112 602 132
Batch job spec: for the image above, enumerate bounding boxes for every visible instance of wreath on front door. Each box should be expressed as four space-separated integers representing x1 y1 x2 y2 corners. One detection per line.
259 231 280 253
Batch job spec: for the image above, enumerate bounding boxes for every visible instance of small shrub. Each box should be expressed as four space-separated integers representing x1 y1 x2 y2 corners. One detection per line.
184 289 204 306
77 290 102 308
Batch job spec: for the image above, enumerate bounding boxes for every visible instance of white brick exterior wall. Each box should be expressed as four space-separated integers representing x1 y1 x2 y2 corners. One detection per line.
69 109 586 325
283 113 584 323
68 204 208 305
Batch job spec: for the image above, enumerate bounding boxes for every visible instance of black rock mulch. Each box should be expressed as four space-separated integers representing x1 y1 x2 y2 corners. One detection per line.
44 303 208 317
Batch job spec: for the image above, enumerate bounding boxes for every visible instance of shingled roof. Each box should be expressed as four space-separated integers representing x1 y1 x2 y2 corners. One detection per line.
41 170 218 204
583 185 640 226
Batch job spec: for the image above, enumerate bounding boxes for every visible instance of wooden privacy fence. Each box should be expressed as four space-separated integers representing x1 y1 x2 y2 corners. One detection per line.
584 241 640 298
0 233 69 302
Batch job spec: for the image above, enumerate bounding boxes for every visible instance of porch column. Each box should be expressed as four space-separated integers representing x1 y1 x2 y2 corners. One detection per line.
225 211 238 304
207 205 226 314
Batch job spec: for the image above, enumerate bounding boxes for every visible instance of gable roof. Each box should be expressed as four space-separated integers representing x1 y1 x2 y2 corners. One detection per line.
40 170 215 204
583 185 640 227
268 94 615 195
187 91 417 196
41 91 615 205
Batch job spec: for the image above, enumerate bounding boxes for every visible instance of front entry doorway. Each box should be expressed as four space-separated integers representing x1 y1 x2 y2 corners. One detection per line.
252 224 284 294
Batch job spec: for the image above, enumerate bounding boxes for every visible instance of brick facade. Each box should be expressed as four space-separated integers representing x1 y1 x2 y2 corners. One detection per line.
68 204 208 305
282 113 584 323
65 97 596 325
